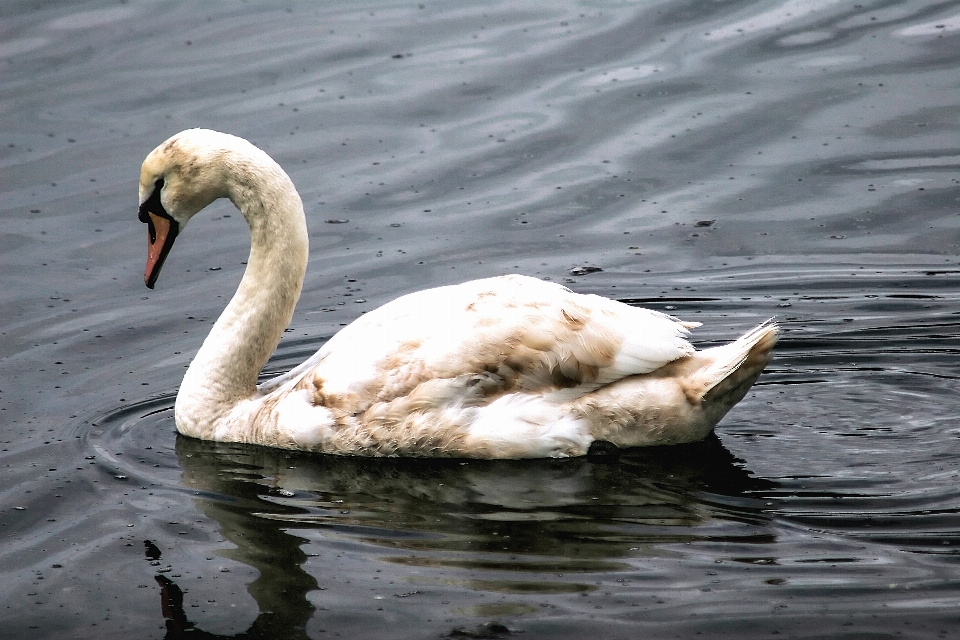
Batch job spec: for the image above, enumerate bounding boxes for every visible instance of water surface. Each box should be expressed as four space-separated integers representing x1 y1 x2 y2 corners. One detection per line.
2 1 960 638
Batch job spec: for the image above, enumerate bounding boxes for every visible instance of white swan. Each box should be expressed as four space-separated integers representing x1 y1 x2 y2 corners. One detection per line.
139 129 777 458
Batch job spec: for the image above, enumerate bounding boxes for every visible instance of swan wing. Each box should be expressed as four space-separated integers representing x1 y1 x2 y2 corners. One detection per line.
270 275 695 412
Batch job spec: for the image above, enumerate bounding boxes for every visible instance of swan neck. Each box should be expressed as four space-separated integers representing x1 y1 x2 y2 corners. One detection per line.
176 154 308 437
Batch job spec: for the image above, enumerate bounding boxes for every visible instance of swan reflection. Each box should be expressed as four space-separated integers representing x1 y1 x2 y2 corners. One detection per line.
148 434 775 637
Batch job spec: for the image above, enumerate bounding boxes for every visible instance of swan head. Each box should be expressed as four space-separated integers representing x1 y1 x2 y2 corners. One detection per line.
138 128 245 288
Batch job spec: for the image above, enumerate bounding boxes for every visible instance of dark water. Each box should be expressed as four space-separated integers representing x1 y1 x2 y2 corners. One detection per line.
3 1 960 637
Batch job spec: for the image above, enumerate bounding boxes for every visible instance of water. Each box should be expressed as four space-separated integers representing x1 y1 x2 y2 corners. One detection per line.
2 0 960 637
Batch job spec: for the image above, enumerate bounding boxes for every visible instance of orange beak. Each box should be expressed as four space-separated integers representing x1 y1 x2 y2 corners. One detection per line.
143 210 178 289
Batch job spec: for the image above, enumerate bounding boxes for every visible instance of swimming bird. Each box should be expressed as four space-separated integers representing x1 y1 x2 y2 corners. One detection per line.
139 129 777 458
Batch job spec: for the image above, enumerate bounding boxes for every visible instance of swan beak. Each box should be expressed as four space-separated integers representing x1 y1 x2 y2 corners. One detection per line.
143 211 178 289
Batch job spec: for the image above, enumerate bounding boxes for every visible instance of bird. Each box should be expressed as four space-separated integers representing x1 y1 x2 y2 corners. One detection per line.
138 128 778 459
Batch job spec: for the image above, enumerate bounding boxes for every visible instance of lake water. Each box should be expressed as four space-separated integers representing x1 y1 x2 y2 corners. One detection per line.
2 1 960 638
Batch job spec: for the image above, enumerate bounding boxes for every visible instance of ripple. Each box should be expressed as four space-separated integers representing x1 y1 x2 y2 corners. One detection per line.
78 263 960 570
670 264 960 559
85 393 183 489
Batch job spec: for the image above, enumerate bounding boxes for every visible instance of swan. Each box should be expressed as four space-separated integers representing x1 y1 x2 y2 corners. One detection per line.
138 128 778 458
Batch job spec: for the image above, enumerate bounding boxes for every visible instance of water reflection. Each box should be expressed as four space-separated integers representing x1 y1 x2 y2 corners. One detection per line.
152 569 314 640
149 434 776 636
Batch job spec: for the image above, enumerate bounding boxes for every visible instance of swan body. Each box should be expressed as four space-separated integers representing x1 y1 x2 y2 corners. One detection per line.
139 129 778 458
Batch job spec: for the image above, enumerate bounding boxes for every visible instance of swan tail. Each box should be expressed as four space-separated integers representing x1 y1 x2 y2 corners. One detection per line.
694 320 778 411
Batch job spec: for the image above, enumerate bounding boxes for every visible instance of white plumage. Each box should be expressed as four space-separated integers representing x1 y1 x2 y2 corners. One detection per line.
138 129 778 458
